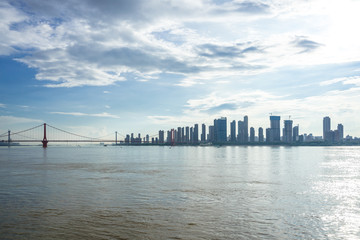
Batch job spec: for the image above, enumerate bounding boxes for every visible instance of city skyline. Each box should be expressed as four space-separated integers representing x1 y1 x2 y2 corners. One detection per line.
119 115 353 145
1 1 360 137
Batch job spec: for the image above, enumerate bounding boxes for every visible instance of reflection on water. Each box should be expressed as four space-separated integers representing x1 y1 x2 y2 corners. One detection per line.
0 146 359 239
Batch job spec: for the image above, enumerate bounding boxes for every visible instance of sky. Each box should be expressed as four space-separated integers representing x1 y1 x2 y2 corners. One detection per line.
1 0 360 139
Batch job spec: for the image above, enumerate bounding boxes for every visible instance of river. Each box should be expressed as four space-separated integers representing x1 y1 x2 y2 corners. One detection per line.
0 146 359 239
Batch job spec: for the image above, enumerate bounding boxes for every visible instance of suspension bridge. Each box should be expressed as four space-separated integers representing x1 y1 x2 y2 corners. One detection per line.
0 123 127 148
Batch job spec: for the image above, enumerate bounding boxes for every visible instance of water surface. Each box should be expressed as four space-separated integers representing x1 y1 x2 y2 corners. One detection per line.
0 146 359 239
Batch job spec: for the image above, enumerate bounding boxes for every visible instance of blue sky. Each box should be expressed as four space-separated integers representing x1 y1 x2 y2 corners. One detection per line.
1 0 360 138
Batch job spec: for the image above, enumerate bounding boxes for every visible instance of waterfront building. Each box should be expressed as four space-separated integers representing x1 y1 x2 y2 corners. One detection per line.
177 127 182 143
214 117 227 143
238 116 249 143
283 120 293 143
185 126 189 143
201 124 206 142
258 127 264 142
293 125 299 142
190 127 193 143
181 127 185 143
208 125 214 142
230 120 236 142
159 130 164 144
250 127 255 142
194 124 199 143
337 124 344 142
270 116 281 142
237 116 249 143
323 116 331 141
266 128 271 142
167 130 171 143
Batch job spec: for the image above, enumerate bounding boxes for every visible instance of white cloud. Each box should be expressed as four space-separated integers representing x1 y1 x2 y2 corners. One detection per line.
320 76 360 86
0 103 6 108
1 0 359 88
51 111 121 119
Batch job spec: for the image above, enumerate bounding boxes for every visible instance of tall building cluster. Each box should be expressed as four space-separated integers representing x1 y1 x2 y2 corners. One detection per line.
323 116 344 142
122 115 346 145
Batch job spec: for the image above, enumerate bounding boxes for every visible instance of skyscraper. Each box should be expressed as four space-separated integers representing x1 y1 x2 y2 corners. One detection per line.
250 127 255 142
293 125 299 142
159 130 164 144
230 120 236 142
190 127 193 143
214 117 227 143
283 120 293 143
177 127 182 143
208 125 214 142
270 116 281 142
237 116 248 143
337 124 344 142
258 127 264 142
266 128 271 142
323 116 331 141
201 123 206 142
185 126 189 143
244 116 248 143
194 124 199 143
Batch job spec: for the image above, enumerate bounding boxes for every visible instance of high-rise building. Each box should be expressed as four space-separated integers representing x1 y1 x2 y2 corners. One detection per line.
208 125 214 142
214 117 227 143
167 130 171 143
292 125 299 142
230 120 236 142
190 127 194 143
323 116 331 141
266 128 271 142
159 130 164 144
270 116 281 142
238 120 244 142
201 124 206 142
250 127 255 142
337 124 344 142
177 127 182 143
181 127 185 143
237 116 248 143
185 126 189 143
194 124 199 143
244 116 248 143
283 120 293 143
258 127 264 142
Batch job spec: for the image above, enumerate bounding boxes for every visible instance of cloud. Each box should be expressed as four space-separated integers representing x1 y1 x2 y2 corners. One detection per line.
0 103 6 108
206 103 239 114
320 76 360 87
51 111 121 119
213 0 271 15
0 115 42 124
197 43 262 58
2 0 360 90
234 1 270 14
292 36 322 53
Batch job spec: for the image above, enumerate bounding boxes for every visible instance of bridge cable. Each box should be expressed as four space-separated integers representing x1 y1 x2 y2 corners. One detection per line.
47 124 109 140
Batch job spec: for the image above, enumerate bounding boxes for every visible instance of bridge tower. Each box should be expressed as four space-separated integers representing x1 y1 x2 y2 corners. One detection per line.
8 130 10 147
42 123 48 148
